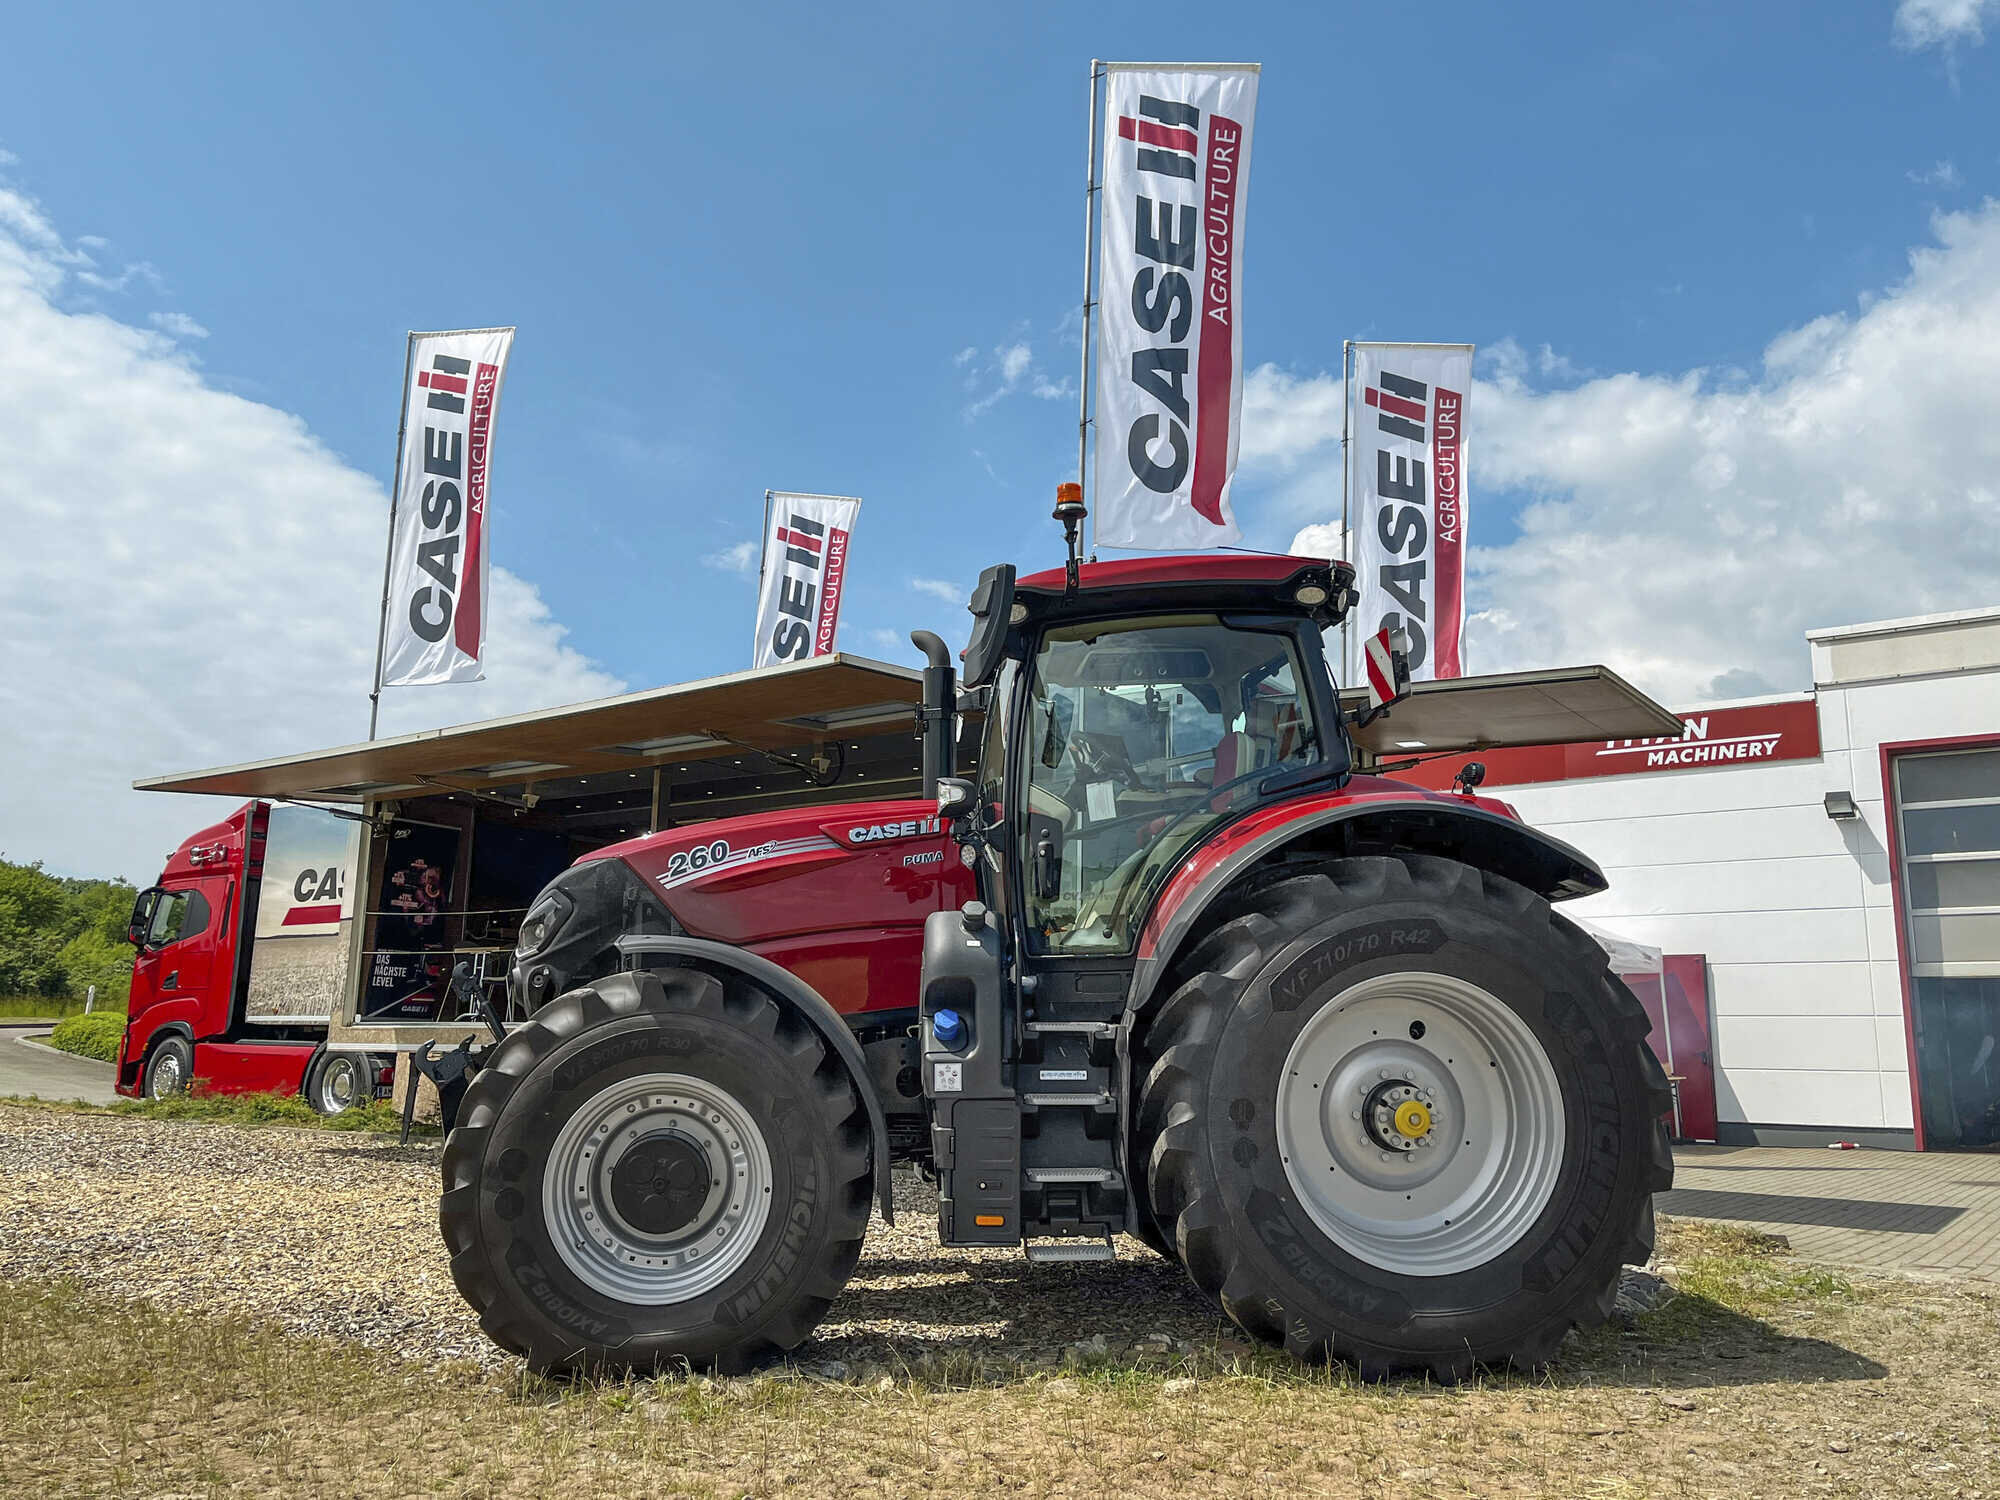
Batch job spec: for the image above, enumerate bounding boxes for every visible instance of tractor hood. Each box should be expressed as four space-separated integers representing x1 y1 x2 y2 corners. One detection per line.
585 798 972 950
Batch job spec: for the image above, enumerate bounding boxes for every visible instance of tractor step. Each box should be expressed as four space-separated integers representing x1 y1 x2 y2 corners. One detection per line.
1025 1165 1120 1185
1024 1236 1116 1263
1021 1091 1111 1108
1023 1019 1116 1037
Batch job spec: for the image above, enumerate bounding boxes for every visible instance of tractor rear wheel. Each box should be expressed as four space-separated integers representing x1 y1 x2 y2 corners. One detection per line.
440 967 872 1374
1133 855 1672 1379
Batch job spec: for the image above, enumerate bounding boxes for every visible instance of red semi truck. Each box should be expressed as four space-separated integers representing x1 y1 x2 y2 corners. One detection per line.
119 799 391 1110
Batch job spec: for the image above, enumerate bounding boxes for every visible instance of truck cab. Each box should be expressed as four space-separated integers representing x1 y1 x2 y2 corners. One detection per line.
120 800 384 1109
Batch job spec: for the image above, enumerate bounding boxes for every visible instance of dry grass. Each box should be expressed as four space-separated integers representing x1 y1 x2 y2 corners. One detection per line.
2 1218 1996 1499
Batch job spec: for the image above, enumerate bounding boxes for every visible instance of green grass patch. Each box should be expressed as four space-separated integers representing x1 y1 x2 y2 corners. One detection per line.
0 1090 431 1135
0 993 121 1022
45 1010 125 1062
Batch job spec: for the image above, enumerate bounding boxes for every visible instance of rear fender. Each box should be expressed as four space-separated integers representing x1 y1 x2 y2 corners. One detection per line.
1126 800 1606 1019
613 934 895 1225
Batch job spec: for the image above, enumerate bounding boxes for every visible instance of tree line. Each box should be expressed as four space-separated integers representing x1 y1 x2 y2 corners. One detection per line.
0 858 137 1004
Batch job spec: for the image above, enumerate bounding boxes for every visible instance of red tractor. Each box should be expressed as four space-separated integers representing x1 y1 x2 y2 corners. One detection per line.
440 499 1671 1378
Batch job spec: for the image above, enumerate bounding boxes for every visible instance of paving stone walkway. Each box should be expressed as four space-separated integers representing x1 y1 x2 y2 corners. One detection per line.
1664 1144 2000 1280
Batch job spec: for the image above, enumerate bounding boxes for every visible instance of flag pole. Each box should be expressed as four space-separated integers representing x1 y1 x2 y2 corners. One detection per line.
1077 59 1103 558
1339 339 1353 685
367 333 417 741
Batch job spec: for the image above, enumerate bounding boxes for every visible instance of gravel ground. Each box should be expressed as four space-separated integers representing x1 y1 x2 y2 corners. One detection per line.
0 1103 1233 1374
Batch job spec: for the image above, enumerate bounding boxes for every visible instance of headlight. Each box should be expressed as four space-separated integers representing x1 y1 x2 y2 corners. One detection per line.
515 890 573 958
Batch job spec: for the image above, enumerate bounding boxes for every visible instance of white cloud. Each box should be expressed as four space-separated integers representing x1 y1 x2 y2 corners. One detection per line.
0 183 623 879
908 577 963 604
75 258 164 295
1287 523 1344 562
1894 0 1995 50
962 336 1071 418
1908 159 1964 189
148 310 209 339
1268 202 2000 704
702 539 759 575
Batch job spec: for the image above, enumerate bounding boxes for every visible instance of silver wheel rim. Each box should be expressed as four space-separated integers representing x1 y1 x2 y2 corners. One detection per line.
315 1056 362 1113
1275 971 1565 1277
543 1072 773 1304
150 1049 184 1098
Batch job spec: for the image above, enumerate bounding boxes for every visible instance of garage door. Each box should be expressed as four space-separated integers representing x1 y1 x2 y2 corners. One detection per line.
1895 746 2000 1150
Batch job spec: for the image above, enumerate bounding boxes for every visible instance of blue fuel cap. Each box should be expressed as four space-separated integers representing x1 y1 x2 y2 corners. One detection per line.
932 1008 966 1050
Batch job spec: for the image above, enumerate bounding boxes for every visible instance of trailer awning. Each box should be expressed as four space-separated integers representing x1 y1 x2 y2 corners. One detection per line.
136 655 928 804
1342 665 1681 760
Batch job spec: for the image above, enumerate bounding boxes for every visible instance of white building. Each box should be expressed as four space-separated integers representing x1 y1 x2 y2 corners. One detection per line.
1404 606 2000 1150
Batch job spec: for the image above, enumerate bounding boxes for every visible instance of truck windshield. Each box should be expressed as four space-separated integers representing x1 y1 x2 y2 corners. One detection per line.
1019 615 1319 954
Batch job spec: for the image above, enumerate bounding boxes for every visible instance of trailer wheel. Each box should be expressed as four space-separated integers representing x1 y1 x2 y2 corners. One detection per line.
1133 855 1672 1380
440 967 872 1374
143 1034 194 1100
304 1050 371 1116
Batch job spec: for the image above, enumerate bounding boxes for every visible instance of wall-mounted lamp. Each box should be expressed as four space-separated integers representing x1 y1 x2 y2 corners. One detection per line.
1823 790 1860 821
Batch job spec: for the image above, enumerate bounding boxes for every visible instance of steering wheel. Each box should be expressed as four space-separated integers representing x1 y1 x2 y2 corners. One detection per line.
1066 730 1147 791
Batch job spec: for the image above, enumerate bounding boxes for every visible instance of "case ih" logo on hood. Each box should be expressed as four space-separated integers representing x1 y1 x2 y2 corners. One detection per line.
847 817 940 844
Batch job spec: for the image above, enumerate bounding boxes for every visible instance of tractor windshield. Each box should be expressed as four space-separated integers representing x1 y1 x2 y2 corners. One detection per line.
1020 615 1320 954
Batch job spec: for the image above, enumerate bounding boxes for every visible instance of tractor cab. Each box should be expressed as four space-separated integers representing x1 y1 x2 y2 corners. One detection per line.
909 492 1370 1257
979 557 1349 958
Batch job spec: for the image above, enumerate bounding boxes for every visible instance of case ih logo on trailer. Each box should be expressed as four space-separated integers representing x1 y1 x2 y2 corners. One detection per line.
752 492 860 668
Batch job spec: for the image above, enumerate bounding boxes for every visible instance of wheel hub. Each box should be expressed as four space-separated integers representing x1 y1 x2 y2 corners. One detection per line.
543 1073 773 1305
608 1134 713 1236
1274 971 1566 1277
1363 1079 1439 1152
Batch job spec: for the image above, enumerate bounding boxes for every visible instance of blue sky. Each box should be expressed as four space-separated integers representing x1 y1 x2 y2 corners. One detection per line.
4 1 2000 874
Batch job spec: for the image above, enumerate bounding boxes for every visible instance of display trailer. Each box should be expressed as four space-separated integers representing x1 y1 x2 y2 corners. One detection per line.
133 653 949 1110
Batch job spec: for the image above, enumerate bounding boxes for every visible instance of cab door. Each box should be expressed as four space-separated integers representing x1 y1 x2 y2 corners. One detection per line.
129 880 228 1021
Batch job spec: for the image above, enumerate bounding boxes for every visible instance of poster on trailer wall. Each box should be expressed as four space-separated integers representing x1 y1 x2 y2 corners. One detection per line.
379 327 516 687
1092 62 1259 551
751 492 861 668
1347 342 1472 682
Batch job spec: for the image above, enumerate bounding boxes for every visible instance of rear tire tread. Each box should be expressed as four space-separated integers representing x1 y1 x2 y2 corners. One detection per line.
1133 854 1671 1379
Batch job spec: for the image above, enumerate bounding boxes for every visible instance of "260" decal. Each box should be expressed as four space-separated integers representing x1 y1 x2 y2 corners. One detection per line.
664 839 733 881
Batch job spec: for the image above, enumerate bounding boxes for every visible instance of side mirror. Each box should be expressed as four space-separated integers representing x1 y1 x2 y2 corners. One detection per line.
1362 626 1413 714
935 776 978 823
961 564 1017 688
126 888 162 948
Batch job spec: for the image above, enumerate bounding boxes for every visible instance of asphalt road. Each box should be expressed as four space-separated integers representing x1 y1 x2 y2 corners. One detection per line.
0 1025 119 1105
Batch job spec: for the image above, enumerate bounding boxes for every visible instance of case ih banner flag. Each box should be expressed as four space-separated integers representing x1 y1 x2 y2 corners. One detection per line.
1349 342 1472 682
380 327 515 687
1092 63 1258 551
752 492 861 668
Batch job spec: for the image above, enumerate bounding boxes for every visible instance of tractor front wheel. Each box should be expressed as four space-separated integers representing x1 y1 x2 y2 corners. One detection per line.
440 967 872 1374
1134 855 1672 1379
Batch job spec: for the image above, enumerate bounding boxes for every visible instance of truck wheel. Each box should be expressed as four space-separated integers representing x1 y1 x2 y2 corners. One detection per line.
304 1050 371 1116
143 1035 194 1100
439 967 872 1374
1133 855 1672 1379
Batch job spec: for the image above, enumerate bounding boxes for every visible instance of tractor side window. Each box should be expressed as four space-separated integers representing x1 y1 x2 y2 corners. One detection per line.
1021 617 1319 954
